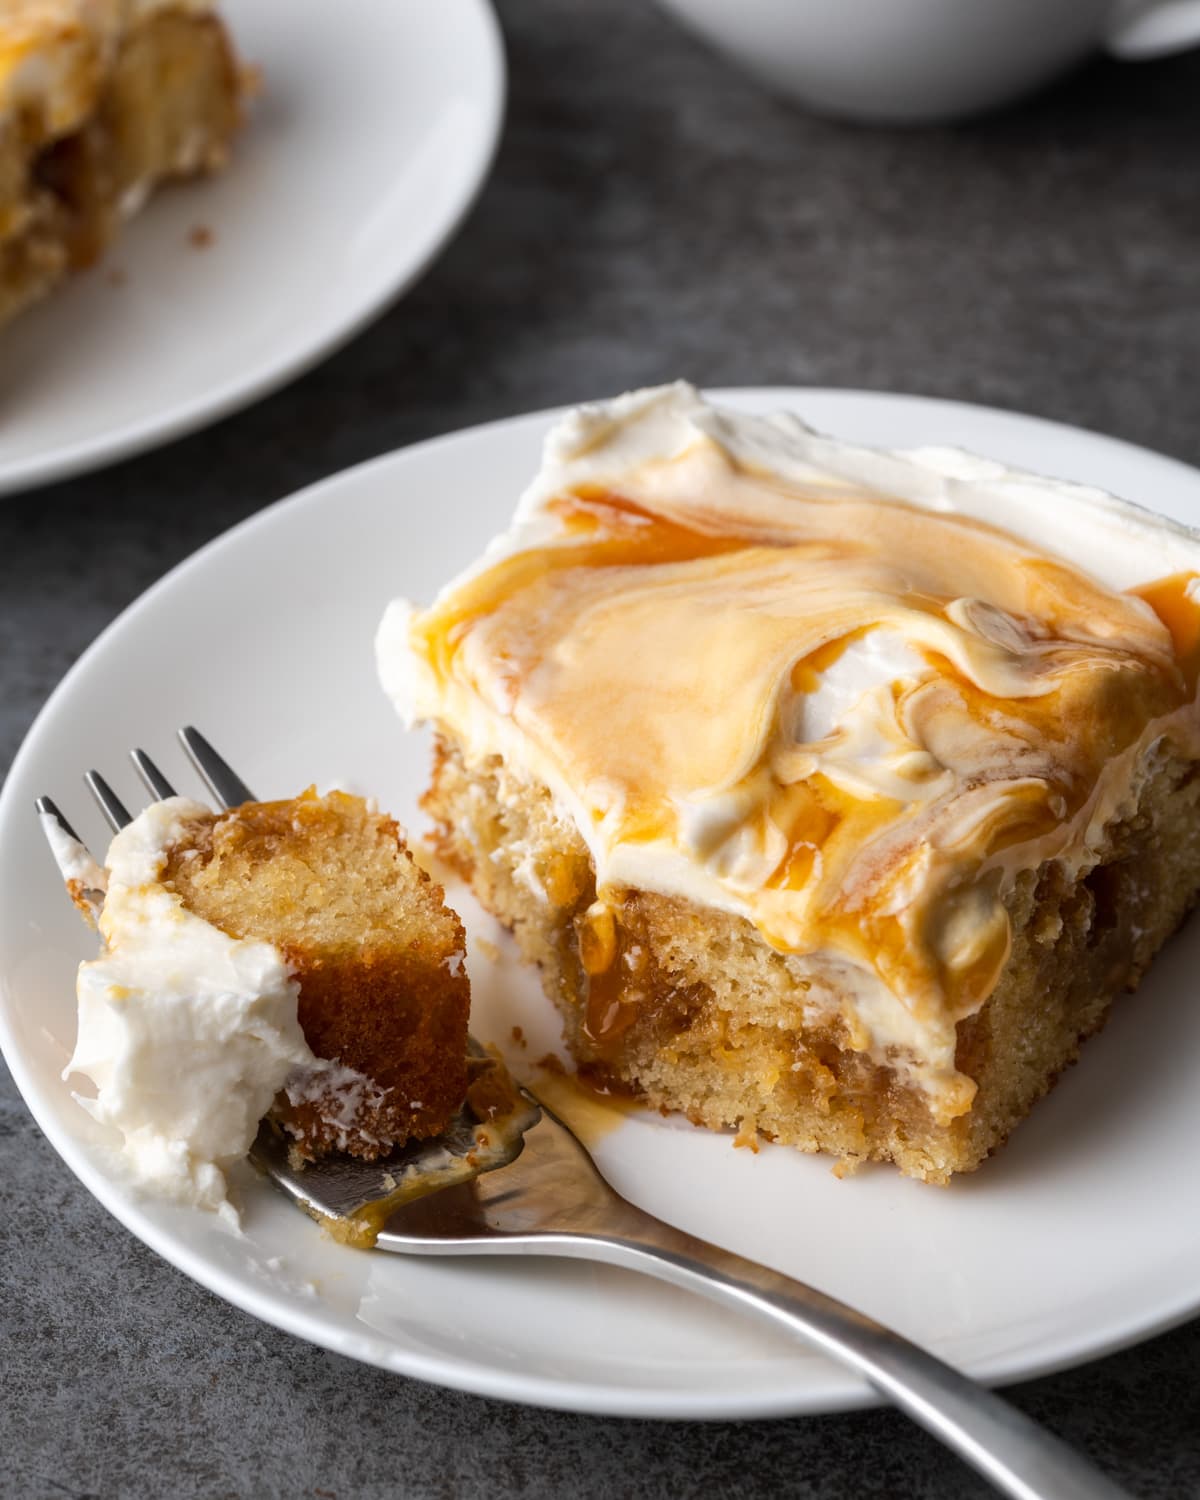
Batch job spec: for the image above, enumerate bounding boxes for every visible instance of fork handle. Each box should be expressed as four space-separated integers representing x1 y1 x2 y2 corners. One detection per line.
559 1211 1131 1500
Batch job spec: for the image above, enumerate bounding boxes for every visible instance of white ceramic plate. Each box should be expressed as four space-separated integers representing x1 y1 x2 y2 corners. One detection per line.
3 389 1200 1419
0 0 504 496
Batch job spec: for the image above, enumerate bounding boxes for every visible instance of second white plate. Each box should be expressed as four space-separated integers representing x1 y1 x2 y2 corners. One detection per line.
2 389 1199 1417
0 0 504 495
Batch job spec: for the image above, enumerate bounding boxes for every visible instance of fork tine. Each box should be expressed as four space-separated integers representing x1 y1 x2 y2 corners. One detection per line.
178 726 256 809
36 794 106 926
84 771 132 832
130 748 177 801
34 795 85 844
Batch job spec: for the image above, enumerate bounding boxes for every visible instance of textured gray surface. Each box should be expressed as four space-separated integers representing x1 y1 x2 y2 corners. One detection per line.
3 2 1200 1496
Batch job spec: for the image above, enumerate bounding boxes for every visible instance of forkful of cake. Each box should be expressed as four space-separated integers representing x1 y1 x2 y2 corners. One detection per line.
37 728 1132 1500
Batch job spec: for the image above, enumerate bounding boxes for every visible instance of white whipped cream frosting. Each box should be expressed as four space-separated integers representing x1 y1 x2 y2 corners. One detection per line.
63 798 317 1222
509 381 1197 589
39 809 107 901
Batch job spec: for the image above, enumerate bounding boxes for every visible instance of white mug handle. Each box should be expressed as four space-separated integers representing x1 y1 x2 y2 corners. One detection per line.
1107 0 1200 57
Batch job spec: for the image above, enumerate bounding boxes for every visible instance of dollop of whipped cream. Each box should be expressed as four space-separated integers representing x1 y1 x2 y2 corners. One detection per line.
63 798 317 1223
380 383 1200 1114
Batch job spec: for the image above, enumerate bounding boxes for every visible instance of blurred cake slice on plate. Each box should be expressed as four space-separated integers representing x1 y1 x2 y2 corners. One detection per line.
0 0 244 327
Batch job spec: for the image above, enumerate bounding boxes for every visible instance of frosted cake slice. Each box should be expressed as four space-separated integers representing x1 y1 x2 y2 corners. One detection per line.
59 789 470 1215
378 382 1200 1183
0 0 244 327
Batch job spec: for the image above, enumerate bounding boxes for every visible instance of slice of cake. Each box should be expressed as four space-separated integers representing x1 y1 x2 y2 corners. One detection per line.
378 382 1200 1184
61 788 470 1214
0 0 244 328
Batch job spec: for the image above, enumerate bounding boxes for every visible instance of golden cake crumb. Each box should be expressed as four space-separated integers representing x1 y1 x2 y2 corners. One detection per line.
163 788 470 1160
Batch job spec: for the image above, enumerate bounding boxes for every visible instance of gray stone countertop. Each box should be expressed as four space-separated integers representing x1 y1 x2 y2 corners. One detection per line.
3 2 1200 1495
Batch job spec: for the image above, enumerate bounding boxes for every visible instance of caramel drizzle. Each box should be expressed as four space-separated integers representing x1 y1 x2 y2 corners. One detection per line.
413 489 1200 1038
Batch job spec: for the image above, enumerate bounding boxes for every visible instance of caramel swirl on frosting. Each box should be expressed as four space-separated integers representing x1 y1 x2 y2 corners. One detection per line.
379 384 1200 1113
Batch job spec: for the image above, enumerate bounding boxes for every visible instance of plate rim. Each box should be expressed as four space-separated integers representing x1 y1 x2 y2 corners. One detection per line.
4 385 1200 1418
0 0 506 498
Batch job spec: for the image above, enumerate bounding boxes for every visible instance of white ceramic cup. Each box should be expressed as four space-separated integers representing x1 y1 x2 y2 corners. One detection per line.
653 0 1200 124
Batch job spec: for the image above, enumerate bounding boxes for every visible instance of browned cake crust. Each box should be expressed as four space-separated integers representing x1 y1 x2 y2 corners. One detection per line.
163 789 470 1162
423 737 1200 1183
0 9 242 327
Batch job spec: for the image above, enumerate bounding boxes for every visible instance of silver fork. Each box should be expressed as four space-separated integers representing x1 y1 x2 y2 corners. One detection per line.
38 729 1132 1500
